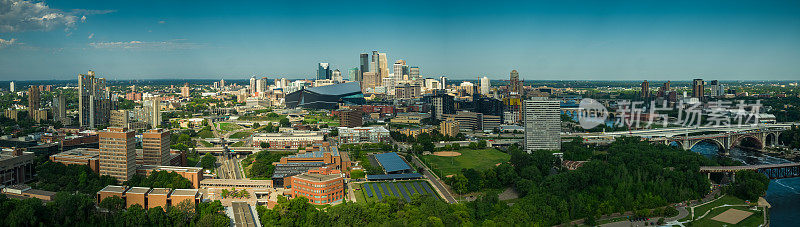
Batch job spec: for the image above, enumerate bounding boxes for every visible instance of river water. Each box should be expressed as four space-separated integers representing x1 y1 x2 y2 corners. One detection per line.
692 142 799 227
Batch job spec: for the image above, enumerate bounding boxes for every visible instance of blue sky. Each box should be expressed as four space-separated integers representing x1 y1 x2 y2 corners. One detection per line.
1 0 799 81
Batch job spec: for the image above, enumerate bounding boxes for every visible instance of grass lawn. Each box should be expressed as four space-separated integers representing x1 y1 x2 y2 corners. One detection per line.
690 195 747 221
419 148 510 177
230 131 253 139
198 140 213 147
218 123 243 131
197 129 215 138
690 206 763 227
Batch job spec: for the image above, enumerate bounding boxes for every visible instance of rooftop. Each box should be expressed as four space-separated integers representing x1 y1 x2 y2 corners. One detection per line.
170 189 199 197
98 185 128 194
149 188 171 195
294 173 342 182
373 152 412 173
126 187 151 194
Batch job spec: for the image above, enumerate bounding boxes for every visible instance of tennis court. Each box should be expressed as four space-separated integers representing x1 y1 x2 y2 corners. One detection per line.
358 180 440 203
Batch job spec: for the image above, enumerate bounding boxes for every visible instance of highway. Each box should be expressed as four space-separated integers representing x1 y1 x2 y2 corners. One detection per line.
231 202 257 227
216 153 244 179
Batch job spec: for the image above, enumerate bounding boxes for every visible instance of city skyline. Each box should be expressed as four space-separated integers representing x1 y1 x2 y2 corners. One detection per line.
1 0 800 81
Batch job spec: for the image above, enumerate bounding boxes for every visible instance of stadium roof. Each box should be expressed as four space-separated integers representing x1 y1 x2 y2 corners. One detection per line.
306 82 361 95
374 152 412 173
365 173 424 181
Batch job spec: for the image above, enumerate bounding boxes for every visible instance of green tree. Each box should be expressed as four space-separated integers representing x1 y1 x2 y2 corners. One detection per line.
279 117 291 127
201 153 217 170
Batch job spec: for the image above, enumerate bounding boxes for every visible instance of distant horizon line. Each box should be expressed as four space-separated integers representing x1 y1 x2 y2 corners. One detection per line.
2 78 799 83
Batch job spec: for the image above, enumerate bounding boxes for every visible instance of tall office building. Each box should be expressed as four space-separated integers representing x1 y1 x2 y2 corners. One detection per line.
409 67 420 80
510 70 523 95
393 60 406 81
27 86 40 117
361 72 380 92
249 76 257 94
480 77 491 95
332 69 342 82
220 79 225 88
78 70 110 128
53 94 66 123
692 79 704 99
142 129 170 166
439 76 447 90
9 81 14 92
523 97 561 153
110 109 130 128
370 51 379 80
640 80 650 98
317 63 332 80
258 77 268 94
359 53 369 81
348 67 358 81
379 53 388 80
99 127 136 183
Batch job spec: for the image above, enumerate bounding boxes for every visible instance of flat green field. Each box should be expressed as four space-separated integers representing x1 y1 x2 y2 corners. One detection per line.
230 131 253 139
357 180 439 204
218 122 243 131
691 206 763 227
688 195 747 221
420 148 510 177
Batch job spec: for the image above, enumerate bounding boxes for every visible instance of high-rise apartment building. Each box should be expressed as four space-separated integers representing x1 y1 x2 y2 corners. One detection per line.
480 77 491 95
510 70 523 95
709 80 725 97
317 63 332 80
146 97 161 128
9 81 15 92
53 94 67 124
181 83 191 97
110 110 130 128
640 80 650 98
27 86 40 117
523 97 561 153
423 90 455 120
249 76 257 94
439 76 447 90
78 70 110 128
99 127 136 183
142 129 170 166
393 60 406 81
362 72 380 92
220 79 225 88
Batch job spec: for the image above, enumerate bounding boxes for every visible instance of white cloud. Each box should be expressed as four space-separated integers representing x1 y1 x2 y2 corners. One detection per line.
0 0 115 32
89 40 204 50
0 38 18 48
88 33 93 39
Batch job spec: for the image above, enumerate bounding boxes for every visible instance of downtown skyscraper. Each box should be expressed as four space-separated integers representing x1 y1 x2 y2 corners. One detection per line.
317 63 332 80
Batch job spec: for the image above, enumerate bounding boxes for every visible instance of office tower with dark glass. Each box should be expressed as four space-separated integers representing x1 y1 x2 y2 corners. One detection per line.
523 97 561 153
692 79 704 99
317 63 332 80
99 127 136 183
640 80 650 98
78 70 111 128
358 53 369 82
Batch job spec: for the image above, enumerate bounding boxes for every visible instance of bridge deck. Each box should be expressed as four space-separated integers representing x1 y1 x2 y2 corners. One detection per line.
699 163 800 172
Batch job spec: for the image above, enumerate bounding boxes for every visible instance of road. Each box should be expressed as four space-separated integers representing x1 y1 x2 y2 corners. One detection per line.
231 202 257 227
410 155 457 204
216 154 244 179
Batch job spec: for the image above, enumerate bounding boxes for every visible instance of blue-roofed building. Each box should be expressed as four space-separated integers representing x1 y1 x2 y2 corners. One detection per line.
285 82 365 109
373 152 412 174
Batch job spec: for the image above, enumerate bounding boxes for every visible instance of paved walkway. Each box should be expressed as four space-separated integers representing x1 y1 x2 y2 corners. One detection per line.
410 155 456 203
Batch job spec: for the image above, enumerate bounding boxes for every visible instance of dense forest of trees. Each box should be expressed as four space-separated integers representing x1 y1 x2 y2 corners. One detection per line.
727 170 771 201
0 193 230 226
123 170 193 189
32 162 118 194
